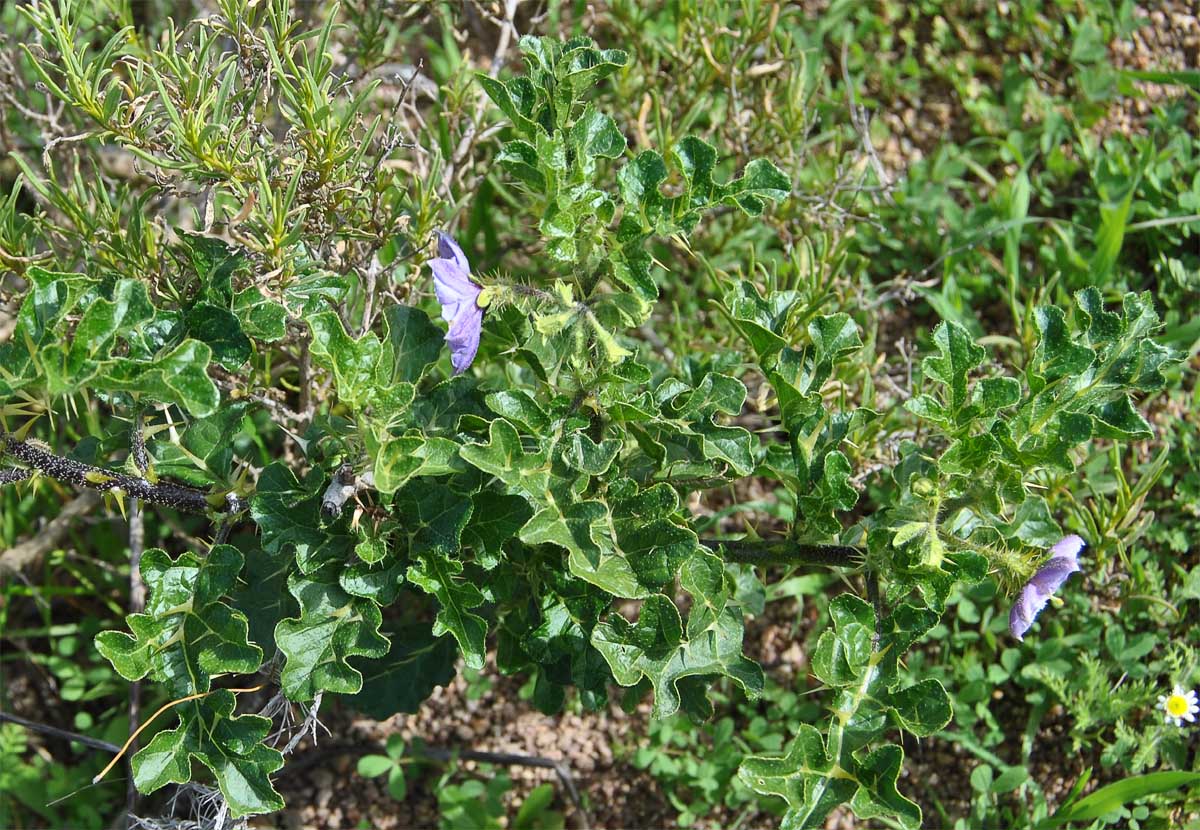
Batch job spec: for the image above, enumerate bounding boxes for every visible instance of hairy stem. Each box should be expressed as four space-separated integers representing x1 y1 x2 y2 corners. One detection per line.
703 539 863 568
0 434 246 515
0 466 33 485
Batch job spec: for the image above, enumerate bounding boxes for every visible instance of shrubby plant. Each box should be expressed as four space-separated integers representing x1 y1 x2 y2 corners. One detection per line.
0 2 1195 828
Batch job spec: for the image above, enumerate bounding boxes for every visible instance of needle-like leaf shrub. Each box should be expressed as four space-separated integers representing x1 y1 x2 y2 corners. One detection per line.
0 4 1178 826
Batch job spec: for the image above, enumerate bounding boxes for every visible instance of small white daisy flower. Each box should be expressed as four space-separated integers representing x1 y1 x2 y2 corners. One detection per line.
1157 685 1198 727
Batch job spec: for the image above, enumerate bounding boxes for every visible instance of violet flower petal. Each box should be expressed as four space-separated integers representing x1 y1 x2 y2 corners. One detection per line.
436 231 470 273
1027 557 1080 595
1047 534 1086 563
428 231 484 373
446 303 483 374
1009 534 1084 641
1008 589 1045 643
430 257 478 323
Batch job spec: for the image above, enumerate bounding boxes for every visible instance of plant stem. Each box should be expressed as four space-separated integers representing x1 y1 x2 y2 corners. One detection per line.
0 434 246 515
509 283 558 303
703 539 862 568
0 466 33 484
0 710 121 754
127 411 147 829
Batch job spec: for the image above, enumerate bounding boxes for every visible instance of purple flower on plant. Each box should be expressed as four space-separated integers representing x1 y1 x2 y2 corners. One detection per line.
428 231 485 374
1009 534 1085 641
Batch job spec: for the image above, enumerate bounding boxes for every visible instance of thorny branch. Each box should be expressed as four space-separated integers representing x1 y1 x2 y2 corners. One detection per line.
212 378 305 424
0 433 247 515
0 466 33 485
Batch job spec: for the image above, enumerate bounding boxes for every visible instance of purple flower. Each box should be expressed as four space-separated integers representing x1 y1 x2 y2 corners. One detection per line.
1009 535 1085 641
428 231 484 374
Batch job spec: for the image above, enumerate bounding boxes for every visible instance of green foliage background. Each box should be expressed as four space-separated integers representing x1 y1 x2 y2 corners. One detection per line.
0 1 1197 828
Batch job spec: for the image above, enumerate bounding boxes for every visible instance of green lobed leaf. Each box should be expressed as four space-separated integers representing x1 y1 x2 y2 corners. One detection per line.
339 553 407 606
969 376 1021 419
478 74 541 138
174 230 248 305
497 139 547 190
307 311 385 409
724 157 792 214
407 553 488 671
618 151 667 223
1029 306 1093 385
97 339 220 417
520 500 647 598
739 596 943 829
184 303 252 370
591 550 763 720
737 724 856 830
13 267 94 348
150 400 249 486
64 279 155 377
848 744 921 829
921 321 985 412
795 451 858 537
999 496 1062 547
232 287 287 342
460 418 578 505
230 546 292 656
463 491 534 563
283 270 351 316
398 485 487 669
520 481 700 599
486 390 550 434
888 678 953 737
274 569 390 700
371 435 459 495
95 545 261 697
559 39 628 88
561 431 621 475
1016 291 1175 469
131 690 284 818
508 569 613 712
568 105 626 175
